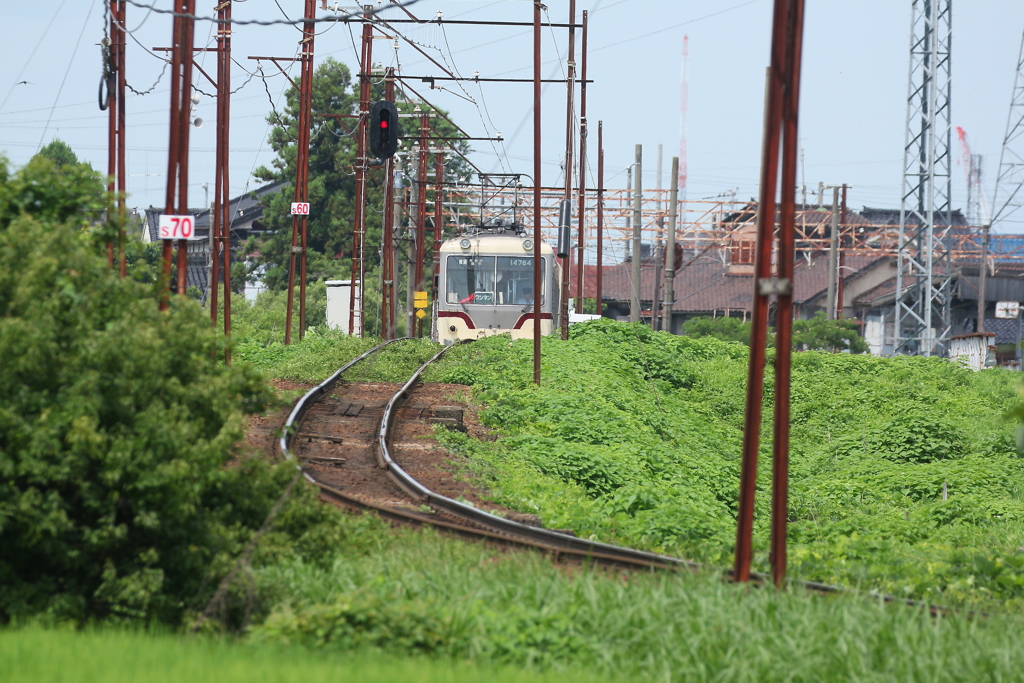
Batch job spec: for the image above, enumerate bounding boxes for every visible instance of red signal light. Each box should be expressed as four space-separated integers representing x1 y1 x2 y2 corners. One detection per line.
380 120 389 129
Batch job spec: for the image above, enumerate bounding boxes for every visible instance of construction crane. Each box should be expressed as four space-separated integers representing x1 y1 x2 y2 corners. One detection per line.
956 126 984 227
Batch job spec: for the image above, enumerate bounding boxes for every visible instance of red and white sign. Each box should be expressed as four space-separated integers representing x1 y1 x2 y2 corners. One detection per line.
158 214 197 240
290 202 310 215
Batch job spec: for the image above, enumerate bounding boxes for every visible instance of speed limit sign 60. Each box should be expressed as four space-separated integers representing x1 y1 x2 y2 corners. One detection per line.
290 202 310 215
158 215 199 240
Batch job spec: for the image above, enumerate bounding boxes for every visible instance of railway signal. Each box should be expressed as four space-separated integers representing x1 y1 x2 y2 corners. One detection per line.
369 100 400 159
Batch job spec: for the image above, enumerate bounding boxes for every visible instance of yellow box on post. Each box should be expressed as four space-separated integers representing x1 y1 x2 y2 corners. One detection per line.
413 291 429 309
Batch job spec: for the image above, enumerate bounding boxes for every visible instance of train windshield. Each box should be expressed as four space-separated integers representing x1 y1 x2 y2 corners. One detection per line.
445 255 544 305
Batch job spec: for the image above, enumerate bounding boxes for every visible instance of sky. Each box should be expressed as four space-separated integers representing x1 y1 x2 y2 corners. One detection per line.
1 0 1023 238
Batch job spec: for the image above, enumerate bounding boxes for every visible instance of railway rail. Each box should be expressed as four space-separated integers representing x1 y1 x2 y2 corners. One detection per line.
276 338 927 604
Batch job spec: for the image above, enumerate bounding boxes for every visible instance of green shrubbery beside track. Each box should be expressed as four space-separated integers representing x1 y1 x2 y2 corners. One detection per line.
427 320 1024 608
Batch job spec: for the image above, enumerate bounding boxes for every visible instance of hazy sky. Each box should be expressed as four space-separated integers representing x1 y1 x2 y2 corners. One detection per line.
2 0 1022 234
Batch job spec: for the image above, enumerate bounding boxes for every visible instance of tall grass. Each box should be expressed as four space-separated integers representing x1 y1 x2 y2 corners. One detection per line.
250 526 1024 682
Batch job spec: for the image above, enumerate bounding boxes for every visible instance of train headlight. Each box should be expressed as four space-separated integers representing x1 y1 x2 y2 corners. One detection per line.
522 239 533 251
459 238 471 249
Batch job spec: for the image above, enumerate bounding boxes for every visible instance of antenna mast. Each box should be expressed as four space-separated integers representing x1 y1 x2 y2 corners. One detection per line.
992 28 1024 229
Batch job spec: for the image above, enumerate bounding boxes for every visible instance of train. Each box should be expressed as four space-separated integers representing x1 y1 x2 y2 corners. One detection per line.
434 218 561 344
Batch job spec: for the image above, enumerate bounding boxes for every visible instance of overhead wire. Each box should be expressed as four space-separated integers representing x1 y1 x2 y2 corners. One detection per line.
121 0 423 26
38 0 97 153
0 0 70 114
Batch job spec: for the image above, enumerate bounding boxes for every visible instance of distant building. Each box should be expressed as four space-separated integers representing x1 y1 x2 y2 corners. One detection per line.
142 180 286 295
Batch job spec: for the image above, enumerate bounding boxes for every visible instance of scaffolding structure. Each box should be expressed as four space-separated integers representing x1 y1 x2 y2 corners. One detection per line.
894 0 954 357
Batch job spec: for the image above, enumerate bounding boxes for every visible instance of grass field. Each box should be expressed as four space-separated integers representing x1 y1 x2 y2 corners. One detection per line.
1 627 611 683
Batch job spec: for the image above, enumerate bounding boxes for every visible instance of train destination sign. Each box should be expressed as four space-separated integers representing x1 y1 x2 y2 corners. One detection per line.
158 214 199 240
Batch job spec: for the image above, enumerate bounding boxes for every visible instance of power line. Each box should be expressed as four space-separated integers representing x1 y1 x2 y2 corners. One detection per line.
37 0 97 153
0 0 70 114
122 0 423 26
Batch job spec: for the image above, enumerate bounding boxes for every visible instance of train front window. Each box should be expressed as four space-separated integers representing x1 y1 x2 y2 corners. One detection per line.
496 256 544 305
445 255 495 304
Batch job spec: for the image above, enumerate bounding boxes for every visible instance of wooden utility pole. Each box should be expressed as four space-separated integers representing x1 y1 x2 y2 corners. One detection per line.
630 144 642 323
532 0 542 385
661 157 679 333
211 0 233 357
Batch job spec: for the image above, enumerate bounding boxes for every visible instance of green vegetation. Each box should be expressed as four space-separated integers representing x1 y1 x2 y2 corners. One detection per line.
2 626 603 683
681 312 867 352
427 319 1024 609
0 156 325 625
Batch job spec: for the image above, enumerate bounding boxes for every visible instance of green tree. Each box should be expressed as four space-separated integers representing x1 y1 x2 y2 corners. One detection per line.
36 138 83 169
791 312 868 353
0 155 283 624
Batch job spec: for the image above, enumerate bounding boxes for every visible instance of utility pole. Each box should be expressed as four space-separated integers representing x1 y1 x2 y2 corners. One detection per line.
212 0 232 357
382 68 396 340
283 0 316 344
532 0 542 385
161 0 196 310
558 0 576 341
350 11 372 337
978 222 990 332
414 112 430 338
661 156 679 333
734 0 805 588
826 186 839 319
106 0 127 277
596 120 604 316
630 144 642 323
575 9 588 315
837 184 847 317
432 148 445 339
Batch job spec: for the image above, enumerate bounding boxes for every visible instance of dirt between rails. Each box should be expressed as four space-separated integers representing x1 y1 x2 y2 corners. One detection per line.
243 379 544 527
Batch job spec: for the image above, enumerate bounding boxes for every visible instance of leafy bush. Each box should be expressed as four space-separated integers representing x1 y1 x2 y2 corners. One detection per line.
680 315 753 344
0 156 286 624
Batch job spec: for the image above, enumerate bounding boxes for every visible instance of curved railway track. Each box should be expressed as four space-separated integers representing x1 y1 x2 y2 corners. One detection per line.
276 339 859 597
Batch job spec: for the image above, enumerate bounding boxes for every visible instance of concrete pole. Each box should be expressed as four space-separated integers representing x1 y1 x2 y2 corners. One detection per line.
826 186 839 319
661 157 679 333
631 144 642 323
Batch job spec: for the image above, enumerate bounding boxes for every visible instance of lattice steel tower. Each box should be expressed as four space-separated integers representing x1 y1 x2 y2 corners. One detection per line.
895 0 953 356
992 28 1024 230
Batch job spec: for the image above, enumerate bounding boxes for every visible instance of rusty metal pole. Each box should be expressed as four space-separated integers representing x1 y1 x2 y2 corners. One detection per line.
433 149 445 339
533 0 542 385
349 16 372 337
735 37 786 584
559 0 575 341
298 0 316 341
575 10 588 314
175 0 195 299
218 0 233 356
770 0 805 588
630 145 642 323
106 1 121 270
734 0 805 587
160 2 182 310
116 0 126 278
415 112 429 338
596 120 603 316
382 69 396 340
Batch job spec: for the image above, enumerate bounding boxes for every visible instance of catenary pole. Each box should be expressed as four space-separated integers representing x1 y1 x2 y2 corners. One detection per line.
630 145 642 323
533 0 542 385
661 156 679 333
596 120 603 316
349 13 372 337
575 10 588 314
827 186 839 319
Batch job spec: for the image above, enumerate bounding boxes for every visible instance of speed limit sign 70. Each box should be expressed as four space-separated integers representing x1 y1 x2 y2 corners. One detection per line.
158 215 199 240
290 202 310 215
